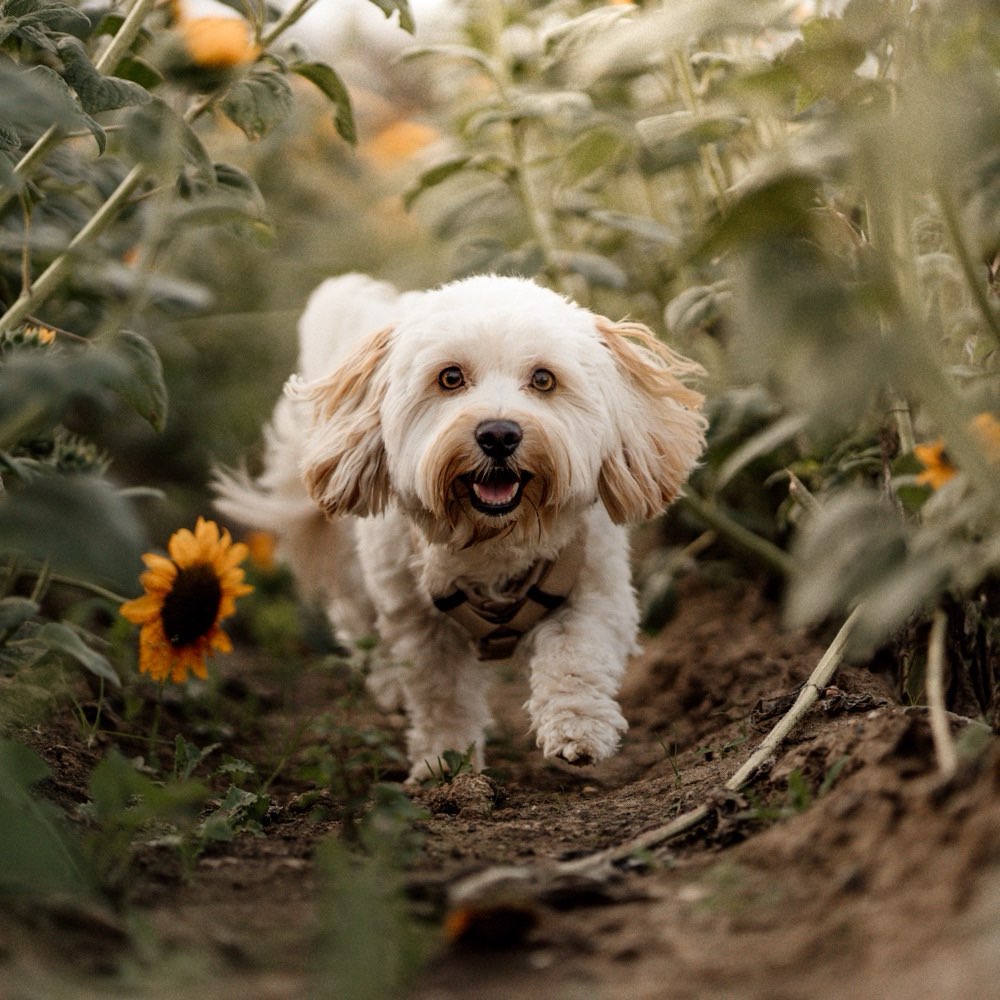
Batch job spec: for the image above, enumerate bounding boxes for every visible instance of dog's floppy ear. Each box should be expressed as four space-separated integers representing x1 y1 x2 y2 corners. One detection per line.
595 318 707 524
286 325 394 518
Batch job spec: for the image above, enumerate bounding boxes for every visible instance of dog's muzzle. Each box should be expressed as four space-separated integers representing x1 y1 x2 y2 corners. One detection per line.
463 420 530 516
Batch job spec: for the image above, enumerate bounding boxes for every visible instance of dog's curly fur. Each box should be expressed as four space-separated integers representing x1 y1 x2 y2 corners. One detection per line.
214 273 706 780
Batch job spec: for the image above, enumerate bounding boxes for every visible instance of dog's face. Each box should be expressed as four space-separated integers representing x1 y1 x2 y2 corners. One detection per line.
293 277 706 547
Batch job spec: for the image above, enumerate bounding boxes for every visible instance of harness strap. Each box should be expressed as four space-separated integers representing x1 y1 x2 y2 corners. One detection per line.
431 527 587 661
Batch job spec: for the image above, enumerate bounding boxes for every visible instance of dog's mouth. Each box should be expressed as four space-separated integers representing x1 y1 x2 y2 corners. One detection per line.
461 469 533 517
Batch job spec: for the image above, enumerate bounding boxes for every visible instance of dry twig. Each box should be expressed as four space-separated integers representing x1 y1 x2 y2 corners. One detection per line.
926 607 959 778
559 605 861 876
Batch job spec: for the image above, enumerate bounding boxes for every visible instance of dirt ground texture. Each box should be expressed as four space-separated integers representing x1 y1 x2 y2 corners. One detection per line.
4 569 1000 1000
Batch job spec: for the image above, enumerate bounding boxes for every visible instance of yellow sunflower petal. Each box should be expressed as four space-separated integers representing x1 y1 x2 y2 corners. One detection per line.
210 628 233 654
217 540 250 572
120 592 165 624
195 516 219 544
142 551 176 575
137 626 172 682
168 526 200 566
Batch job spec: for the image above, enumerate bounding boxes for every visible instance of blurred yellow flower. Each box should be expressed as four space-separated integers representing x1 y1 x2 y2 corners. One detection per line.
362 119 440 170
23 323 57 345
245 529 277 572
970 412 1000 464
120 517 253 684
180 17 259 68
915 412 1000 489
914 439 956 489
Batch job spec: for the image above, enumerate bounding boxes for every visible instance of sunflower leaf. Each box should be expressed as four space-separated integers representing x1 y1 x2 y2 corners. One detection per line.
403 156 472 210
291 61 356 144
33 622 121 688
0 475 145 592
0 596 39 633
56 36 151 115
0 738 93 898
220 67 294 140
106 330 168 432
365 0 415 33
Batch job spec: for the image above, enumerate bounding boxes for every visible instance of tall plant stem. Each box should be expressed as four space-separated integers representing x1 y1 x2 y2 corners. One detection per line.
260 0 319 47
0 164 146 335
94 0 159 75
926 608 958 778
936 184 1000 351
680 489 794 577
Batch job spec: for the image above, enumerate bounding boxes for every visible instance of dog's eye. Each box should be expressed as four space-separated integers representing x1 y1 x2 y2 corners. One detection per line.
530 368 557 393
438 366 465 391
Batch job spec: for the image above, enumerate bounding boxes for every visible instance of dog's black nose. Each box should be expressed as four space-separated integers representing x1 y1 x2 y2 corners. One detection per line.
476 419 523 459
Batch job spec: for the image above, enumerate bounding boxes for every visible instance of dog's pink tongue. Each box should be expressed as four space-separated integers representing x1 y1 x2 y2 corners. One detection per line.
474 480 518 505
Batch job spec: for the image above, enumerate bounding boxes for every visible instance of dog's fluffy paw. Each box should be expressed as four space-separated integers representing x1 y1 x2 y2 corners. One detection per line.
536 711 626 767
365 663 406 713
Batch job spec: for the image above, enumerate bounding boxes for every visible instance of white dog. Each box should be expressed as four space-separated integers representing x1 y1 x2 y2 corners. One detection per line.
215 274 706 780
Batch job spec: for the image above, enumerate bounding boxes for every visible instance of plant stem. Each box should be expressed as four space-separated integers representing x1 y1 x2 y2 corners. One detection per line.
723 605 858 792
936 183 1000 351
95 0 159 75
260 0 319 47
926 607 958 778
0 163 147 335
680 489 794 577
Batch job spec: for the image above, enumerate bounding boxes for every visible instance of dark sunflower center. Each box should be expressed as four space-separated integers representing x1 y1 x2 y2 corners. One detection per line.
160 563 223 648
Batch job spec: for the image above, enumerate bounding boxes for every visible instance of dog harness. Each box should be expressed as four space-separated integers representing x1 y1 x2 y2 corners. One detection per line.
431 528 587 661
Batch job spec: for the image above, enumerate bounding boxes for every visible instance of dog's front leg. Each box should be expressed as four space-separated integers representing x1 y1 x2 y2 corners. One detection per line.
524 541 636 766
526 625 630 765
390 622 494 783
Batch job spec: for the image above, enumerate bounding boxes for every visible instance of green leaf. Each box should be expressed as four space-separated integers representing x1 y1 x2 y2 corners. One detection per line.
0 474 145 593
366 0 415 33
111 55 165 91
33 622 121 688
213 161 266 210
665 282 732 337
56 36 151 115
0 348 129 448
637 111 746 173
697 171 822 257
553 250 628 289
787 489 912 634
122 97 214 183
221 68 294 140
0 739 93 898
715 413 809 493
0 596 39 633
588 209 681 247
106 330 168 432
0 63 105 154
559 127 631 186
402 44 499 78
403 156 472 210
173 736 220 782
292 61 356 144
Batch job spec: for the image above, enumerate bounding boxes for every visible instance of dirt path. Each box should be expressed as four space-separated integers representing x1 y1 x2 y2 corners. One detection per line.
6 573 1000 999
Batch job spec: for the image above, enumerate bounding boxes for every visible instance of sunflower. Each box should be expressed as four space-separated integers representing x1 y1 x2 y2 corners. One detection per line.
914 439 957 490
120 517 253 684
914 412 1000 491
